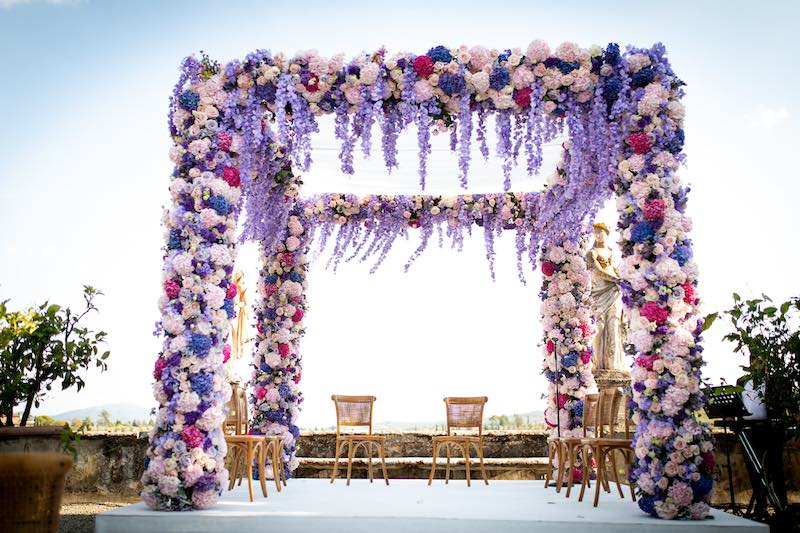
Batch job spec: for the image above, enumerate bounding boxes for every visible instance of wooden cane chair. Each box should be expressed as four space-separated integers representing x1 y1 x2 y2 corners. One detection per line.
428 396 489 487
223 383 285 501
543 393 599 497
578 388 637 506
330 395 389 486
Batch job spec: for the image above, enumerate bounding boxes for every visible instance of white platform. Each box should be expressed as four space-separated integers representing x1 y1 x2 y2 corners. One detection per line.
96 479 767 533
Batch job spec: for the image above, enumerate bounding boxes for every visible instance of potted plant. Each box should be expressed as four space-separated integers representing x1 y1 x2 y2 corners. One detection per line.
0 286 110 429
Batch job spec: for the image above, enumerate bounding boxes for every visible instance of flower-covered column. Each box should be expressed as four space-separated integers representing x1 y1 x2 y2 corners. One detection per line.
249 210 311 476
142 59 242 511
615 45 714 520
540 236 596 482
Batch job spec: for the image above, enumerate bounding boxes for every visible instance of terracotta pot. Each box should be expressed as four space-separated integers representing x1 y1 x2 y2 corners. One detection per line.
0 452 73 532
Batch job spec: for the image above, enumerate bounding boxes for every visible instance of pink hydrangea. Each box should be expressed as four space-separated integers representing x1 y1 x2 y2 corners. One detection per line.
636 354 658 370
643 198 666 221
182 425 204 449
468 46 492 71
216 131 232 152
278 343 290 357
222 166 240 187
628 132 652 154
541 261 556 276
255 386 267 400
580 350 592 364
668 481 694 507
192 489 218 509
164 279 181 299
640 302 669 324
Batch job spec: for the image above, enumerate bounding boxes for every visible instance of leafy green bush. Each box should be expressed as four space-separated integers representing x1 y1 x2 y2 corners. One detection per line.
0 286 110 427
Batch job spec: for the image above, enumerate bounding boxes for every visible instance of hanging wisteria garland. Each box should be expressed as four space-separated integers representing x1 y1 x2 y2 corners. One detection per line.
297 191 538 282
249 210 311 476
612 45 714 519
152 41 714 519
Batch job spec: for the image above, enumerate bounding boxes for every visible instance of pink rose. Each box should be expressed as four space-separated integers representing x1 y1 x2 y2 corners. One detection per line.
278 343 290 357
255 387 267 400
223 344 231 363
580 350 592 364
546 339 555 354
291 308 304 322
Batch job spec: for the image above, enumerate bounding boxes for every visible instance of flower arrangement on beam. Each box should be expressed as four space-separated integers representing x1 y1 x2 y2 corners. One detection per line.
297 191 538 281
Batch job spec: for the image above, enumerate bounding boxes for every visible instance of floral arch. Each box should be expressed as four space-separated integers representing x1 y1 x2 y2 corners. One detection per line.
144 41 714 520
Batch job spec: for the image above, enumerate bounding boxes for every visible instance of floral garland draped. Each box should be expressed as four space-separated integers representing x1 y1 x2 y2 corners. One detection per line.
148 41 713 519
249 211 311 476
613 46 714 519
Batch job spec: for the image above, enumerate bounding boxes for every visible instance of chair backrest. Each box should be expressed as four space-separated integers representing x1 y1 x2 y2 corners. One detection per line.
224 383 249 436
581 393 600 437
595 388 623 438
332 395 376 435
444 397 488 436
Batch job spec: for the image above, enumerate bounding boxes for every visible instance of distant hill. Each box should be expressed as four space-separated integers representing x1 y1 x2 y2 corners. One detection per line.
51 403 154 423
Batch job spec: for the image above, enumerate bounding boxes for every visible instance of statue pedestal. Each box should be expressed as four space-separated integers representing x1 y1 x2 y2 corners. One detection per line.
592 369 631 391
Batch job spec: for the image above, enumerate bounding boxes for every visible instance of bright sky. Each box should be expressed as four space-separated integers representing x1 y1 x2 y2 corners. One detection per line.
0 0 797 428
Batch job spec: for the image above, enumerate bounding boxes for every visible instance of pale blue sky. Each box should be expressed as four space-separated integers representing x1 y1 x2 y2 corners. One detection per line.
0 0 797 426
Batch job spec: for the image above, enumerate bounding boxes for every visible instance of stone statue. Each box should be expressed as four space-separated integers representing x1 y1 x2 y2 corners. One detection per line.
229 270 248 364
585 223 626 373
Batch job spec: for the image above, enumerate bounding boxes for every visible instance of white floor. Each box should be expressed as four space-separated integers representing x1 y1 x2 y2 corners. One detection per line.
97 479 767 533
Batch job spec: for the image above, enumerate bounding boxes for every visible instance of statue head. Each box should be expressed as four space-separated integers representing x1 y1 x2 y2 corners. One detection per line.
593 222 610 248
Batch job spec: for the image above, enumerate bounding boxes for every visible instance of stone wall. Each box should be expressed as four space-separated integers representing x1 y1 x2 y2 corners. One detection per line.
1 429 796 506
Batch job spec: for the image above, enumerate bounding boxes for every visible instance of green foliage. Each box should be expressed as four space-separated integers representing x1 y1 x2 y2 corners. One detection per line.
60 420 89 462
33 415 58 426
0 287 110 427
715 293 800 437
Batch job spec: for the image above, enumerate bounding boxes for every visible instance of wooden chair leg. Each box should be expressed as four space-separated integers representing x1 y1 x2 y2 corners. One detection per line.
228 446 239 491
346 439 355 486
593 445 602 507
367 441 374 483
379 441 389 486
578 445 589 502
475 442 489 485
428 442 439 485
331 438 343 484
555 440 564 494
544 441 555 488
258 443 268 498
609 448 624 499
445 443 451 484
245 443 256 502
463 443 471 487
565 443 575 498
271 441 281 493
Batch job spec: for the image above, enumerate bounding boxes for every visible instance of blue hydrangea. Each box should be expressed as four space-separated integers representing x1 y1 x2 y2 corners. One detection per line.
667 129 685 153
638 495 658 516
178 90 200 111
631 221 655 243
255 83 276 103
604 43 621 66
288 271 303 283
561 352 578 368
265 274 279 283
573 400 584 417
278 383 291 398
264 307 276 320
209 195 229 216
673 244 692 266
289 424 300 439
189 333 212 357
167 229 182 250
222 298 235 319
489 66 510 90
604 77 622 103
631 66 654 88
497 49 512 63
190 373 214 396
438 72 465 95
693 475 714 498
427 45 452 64
557 61 579 74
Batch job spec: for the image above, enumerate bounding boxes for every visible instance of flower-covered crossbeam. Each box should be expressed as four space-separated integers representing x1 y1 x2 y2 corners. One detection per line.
149 40 714 520
297 192 538 280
